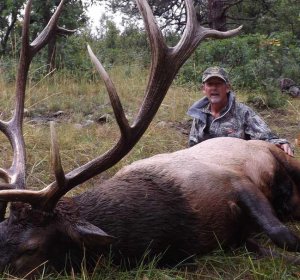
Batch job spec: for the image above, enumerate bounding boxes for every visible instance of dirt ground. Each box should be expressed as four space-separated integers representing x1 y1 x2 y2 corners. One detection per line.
23 95 300 152
260 108 300 144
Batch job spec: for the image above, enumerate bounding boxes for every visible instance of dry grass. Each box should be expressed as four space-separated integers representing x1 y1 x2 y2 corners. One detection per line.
1 65 300 279
0 64 195 190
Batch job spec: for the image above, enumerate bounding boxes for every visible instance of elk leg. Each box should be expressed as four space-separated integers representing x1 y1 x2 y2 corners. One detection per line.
246 238 300 265
237 188 300 252
246 238 279 257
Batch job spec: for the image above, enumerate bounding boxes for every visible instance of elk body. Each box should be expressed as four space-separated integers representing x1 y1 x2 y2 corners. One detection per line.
74 137 300 263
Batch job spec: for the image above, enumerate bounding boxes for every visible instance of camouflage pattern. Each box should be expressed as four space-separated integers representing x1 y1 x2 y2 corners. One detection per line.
187 92 291 147
202 66 229 84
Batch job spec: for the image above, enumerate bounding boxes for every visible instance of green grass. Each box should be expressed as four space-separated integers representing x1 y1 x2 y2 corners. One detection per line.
2 249 300 279
1 64 300 279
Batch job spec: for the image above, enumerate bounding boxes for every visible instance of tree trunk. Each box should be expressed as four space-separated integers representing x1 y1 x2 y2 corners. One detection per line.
0 9 18 55
43 0 57 72
207 0 227 31
47 37 57 72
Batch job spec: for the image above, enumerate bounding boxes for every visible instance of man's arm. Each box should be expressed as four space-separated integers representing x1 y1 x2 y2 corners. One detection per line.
276 143 294 157
244 106 294 156
188 118 199 147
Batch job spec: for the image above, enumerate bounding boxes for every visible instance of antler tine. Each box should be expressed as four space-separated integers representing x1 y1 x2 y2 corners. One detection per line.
1 0 33 190
31 0 76 55
135 0 167 64
14 0 71 125
11 0 69 188
133 0 168 126
0 122 65 206
9 0 69 190
50 122 66 187
173 0 242 62
0 0 71 208
0 0 242 211
87 45 130 137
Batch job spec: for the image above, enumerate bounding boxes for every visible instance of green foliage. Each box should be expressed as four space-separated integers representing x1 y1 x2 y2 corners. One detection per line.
29 0 88 31
87 22 150 69
0 56 18 83
176 32 300 108
98 0 300 38
0 0 25 54
0 0 91 77
56 32 95 80
255 0 300 39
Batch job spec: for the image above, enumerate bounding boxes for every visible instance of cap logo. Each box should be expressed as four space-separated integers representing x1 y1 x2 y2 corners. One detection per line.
202 67 229 84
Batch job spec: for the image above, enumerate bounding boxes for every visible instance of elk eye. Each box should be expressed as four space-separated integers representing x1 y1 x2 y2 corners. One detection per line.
24 248 37 256
20 244 39 256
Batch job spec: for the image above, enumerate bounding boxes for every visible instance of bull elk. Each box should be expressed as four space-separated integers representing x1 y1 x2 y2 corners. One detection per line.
2 0 286 278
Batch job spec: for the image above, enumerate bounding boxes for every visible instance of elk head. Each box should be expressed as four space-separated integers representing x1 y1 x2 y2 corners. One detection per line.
0 0 242 277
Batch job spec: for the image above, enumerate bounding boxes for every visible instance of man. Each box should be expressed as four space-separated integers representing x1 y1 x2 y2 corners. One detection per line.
187 66 294 156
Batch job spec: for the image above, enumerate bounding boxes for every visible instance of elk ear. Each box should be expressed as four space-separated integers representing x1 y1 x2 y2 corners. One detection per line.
64 220 115 248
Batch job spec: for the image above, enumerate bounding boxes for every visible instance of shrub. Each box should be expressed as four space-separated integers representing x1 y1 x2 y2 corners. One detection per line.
176 32 300 108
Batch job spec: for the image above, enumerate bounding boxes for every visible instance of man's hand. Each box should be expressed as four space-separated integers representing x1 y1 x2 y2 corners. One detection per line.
277 143 294 157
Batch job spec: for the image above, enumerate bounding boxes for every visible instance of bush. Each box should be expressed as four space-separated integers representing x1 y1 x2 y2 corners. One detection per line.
176 32 300 107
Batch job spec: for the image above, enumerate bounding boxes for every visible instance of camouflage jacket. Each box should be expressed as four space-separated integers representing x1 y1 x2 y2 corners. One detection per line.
187 92 290 147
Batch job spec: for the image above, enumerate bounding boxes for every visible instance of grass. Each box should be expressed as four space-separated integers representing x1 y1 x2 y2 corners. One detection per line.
1 64 300 279
2 250 300 279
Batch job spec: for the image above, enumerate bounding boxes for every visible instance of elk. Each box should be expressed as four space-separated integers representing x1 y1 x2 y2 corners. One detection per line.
1 0 284 278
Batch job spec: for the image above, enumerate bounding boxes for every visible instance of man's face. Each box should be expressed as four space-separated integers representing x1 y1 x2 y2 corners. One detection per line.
202 77 230 105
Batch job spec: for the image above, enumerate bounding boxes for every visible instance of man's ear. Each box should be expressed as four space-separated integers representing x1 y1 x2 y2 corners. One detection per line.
226 83 231 92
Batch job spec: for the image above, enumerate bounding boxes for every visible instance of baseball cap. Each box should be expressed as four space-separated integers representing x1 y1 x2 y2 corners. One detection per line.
202 67 229 84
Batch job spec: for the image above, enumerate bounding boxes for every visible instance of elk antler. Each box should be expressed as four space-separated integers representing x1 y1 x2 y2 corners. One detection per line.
0 0 242 212
0 0 75 218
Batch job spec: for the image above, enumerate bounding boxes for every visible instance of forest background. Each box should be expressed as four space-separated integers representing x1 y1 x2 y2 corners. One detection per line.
1 0 299 106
